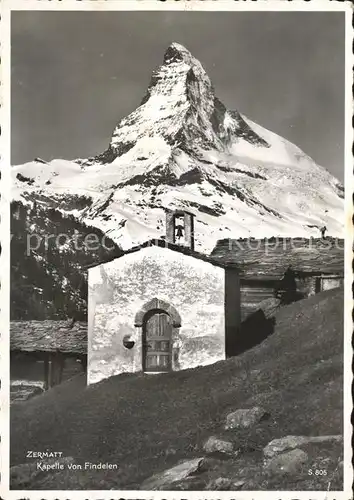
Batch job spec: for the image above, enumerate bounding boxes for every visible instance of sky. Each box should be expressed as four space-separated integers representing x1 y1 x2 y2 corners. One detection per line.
11 10 345 181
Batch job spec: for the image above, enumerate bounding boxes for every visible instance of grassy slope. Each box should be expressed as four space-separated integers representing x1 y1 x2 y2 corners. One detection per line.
11 288 343 490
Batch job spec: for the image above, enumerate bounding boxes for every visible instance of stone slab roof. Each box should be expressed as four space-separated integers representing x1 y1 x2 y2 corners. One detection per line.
10 320 87 354
210 237 344 279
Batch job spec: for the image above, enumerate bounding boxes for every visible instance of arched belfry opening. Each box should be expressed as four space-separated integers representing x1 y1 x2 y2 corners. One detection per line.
134 298 181 373
165 209 195 251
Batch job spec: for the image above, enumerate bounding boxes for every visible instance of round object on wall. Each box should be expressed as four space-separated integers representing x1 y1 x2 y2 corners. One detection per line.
123 335 135 349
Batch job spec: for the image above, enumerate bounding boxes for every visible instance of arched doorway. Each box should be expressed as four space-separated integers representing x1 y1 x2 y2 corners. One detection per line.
134 298 181 373
143 309 172 372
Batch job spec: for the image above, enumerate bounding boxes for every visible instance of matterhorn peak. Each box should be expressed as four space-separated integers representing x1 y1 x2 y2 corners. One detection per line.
163 42 198 65
94 42 220 162
145 41 213 100
82 42 282 167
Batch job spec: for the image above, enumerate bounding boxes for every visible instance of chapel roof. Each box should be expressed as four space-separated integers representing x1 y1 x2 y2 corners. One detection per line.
86 238 232 270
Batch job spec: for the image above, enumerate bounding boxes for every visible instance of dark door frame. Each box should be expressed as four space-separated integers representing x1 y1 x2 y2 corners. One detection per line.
142 308 173 372
134 297 182 373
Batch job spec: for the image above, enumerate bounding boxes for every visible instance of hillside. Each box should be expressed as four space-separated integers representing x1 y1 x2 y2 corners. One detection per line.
10 288 343 490
11 200 121 319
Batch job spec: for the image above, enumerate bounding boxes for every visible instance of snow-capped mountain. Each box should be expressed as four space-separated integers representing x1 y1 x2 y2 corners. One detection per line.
13 42 344 253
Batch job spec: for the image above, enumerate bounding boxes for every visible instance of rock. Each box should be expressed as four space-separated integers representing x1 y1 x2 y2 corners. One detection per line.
10 384 44 403
206 477 233 490
319 457 332 465
10 457 74 488
200 456 223 467
140 457 204 490
203 436 235 455
206 476 247 490
225 407 268 430
34 157 48 164
263 435 343 458
164 446 177 457
168 477 208 491
233 479 247 489
264 448 308 475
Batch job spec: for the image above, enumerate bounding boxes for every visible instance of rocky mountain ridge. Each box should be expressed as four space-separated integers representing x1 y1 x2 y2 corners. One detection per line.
13 42 344 254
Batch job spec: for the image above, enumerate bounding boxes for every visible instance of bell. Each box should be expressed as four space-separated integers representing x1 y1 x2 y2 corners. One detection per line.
175 225 184 238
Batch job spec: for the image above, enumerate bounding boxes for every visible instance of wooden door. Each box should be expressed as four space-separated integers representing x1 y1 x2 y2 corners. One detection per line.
143 311 172 372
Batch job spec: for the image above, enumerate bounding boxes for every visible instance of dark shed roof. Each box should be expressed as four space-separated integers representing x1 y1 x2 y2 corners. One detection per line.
10 321 87 355
210 237 344 279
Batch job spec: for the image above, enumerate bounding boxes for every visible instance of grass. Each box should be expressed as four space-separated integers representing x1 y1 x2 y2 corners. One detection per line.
10 287 343 490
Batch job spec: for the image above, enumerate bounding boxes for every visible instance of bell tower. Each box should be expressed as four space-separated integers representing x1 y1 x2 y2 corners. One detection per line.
165 209 195 251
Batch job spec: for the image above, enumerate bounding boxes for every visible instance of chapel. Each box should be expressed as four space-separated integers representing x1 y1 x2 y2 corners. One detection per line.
87 209 344 385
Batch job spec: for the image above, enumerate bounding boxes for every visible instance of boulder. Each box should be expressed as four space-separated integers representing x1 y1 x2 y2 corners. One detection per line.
10 383 44 403
225 407 268 430
203 436 235 455
264 448 308 475
232 479 247 489
166 476 208 491
206 477 246 490
206 477 233 490
263 435 343 458
10 457 74 488
140 457 204 490
164 446 177 457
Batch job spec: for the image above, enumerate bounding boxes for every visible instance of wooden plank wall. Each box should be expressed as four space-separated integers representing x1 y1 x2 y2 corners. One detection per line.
240 276 342 321
240 282 276 321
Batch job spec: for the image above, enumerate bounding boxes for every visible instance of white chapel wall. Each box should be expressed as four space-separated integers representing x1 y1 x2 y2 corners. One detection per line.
88 246 225 384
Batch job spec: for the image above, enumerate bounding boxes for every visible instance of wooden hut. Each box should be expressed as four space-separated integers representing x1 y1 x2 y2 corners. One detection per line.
10 320 87 390
210 237 344 320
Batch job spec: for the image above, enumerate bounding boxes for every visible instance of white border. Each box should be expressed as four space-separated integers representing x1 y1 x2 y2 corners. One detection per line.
0 1 352 499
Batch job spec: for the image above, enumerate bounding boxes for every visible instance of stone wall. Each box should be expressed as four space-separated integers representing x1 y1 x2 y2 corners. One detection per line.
88 246 225 384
